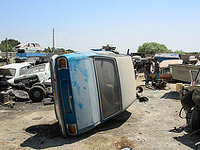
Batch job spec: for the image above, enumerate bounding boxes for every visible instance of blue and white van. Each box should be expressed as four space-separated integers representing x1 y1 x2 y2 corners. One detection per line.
50 51 136 136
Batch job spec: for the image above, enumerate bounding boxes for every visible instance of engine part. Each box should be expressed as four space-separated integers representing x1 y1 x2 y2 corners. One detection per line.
191 110 200 132
151 79 167 90
181 88 195 113
192 89 200 108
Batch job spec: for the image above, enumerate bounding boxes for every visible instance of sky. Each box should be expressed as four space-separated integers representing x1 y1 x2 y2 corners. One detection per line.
0 0 200 53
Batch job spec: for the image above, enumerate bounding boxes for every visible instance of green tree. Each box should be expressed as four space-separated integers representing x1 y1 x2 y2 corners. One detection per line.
137 42 171 54
173 50 185 55
0 39 20 52
43 47 52 53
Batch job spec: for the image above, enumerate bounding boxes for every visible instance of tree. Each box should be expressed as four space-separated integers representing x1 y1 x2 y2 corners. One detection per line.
43 47 52 53
173 50 185 55
0 39 20 52
137 42 171 54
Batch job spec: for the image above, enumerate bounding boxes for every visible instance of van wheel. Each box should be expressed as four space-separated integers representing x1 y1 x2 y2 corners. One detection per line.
29 86 46 102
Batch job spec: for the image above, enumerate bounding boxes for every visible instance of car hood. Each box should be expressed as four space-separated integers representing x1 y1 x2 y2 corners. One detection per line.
10 71 50 84
14 74 38 84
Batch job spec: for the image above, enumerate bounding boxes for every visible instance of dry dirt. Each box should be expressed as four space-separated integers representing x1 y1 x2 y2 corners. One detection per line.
0 74 199 150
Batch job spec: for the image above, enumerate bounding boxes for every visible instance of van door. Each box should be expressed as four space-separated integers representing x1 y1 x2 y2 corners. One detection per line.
94 57 122 120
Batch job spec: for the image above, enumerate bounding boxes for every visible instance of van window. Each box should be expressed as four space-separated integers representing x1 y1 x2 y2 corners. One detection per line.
94 58 121 120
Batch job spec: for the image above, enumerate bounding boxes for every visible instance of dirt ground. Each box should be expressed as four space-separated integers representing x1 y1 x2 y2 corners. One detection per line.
0 74 200 150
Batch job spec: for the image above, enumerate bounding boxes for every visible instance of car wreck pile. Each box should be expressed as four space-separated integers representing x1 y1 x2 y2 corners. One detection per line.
0 57 53 106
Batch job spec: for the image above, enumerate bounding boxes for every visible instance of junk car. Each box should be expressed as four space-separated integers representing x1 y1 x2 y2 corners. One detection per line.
0 62 32 103
150 59 183 80
50 51 136 136
12 63 51 102
180 68 200 131
0 62 32 84
14 42 41 53
25 56 50 66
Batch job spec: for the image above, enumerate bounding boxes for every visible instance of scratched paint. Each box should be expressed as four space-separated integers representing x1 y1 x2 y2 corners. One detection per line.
69 58 100 130
78 103 83 109
63 52 96 61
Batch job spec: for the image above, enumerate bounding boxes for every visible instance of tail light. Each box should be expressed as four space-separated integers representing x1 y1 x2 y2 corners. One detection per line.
67 124 77 135
58 57 67 69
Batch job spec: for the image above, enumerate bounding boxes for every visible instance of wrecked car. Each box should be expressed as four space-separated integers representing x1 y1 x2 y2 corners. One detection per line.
25 56 50 66
0 63 32 103
0 62 32 84
12 63 52 102
50 51 137 136
180 68 200 131
150 59 183 80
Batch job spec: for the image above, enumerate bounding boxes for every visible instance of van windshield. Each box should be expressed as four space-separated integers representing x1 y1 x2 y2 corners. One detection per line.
0 68 16 77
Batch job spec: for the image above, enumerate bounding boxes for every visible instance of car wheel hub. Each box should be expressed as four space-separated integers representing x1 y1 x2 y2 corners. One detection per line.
33 91 41 98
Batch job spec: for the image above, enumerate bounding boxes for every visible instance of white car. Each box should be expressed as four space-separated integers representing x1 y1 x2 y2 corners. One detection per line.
12 63 51 102
25 63 50 82
14 42 42 53
0 63 32 84
12 62 51 88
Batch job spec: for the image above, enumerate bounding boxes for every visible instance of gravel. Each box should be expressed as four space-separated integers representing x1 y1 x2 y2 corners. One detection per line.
0 75 199 150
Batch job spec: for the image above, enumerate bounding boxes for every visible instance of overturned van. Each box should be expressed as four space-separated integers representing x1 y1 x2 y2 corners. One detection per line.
50 51 136 136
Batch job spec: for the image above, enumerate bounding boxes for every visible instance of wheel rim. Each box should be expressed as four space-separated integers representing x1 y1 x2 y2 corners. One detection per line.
33 91 41 98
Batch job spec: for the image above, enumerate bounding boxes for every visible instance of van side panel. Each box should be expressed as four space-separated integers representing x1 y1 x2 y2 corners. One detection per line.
69 58 100 131
115 57 136 110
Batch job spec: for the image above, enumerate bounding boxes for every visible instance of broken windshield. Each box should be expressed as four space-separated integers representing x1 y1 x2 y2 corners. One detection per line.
0 68 16 77
27 64 45 74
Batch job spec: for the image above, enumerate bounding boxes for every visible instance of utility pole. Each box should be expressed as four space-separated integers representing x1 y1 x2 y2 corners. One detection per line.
52 28 55 53
6 38 8 64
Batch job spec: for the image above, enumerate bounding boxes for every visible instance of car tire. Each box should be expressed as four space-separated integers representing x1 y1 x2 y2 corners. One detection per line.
29 86 46 102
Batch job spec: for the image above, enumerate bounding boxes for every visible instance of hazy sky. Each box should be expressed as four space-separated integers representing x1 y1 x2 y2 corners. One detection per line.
0 0 200 53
